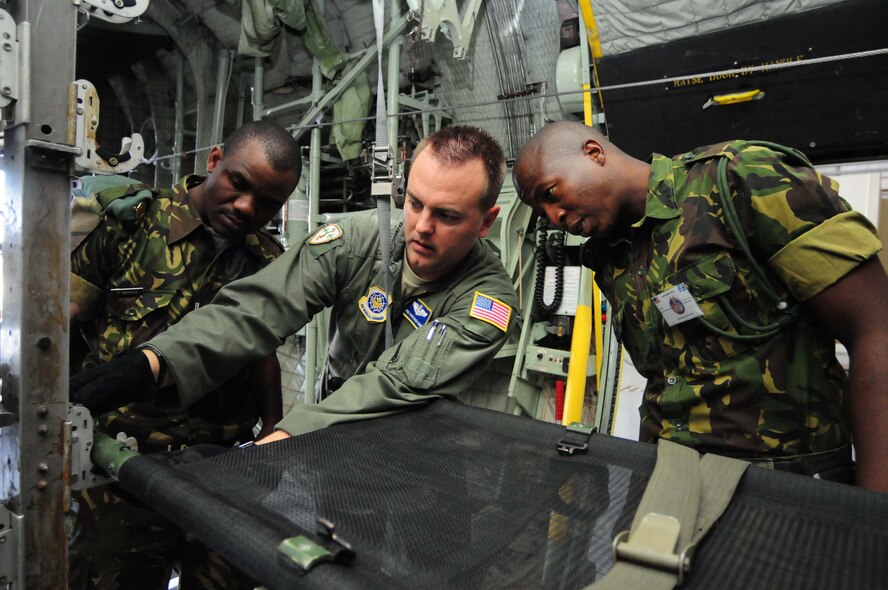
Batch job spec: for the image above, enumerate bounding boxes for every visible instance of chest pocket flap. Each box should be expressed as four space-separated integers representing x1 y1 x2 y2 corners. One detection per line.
667 251 736 300
662 251 749 359
107 289 177 321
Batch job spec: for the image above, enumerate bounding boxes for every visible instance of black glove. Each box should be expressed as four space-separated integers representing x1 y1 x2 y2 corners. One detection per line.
69 350 156 415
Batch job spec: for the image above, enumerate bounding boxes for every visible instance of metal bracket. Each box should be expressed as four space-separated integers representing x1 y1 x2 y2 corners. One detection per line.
398 91 453 137
612 513 694 584
72 79 144 174
0 9 20 110
405 0 484 60
75 0 150 25
67 405 117 491
0 503 23 588
369 143 404 203
25 139 80 172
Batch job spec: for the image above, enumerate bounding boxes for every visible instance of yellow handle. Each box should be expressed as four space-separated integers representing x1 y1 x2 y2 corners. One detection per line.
704 89 765 109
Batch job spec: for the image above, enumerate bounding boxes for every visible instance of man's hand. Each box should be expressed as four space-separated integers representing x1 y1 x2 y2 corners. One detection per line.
69 350 157 415
255 430 290 445
254 421 278 441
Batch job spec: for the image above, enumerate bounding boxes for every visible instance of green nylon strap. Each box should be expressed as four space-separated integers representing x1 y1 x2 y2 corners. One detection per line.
589 441 749 589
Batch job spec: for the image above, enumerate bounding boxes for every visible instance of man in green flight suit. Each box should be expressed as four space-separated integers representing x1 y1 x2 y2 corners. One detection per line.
70 124 519 445
68 120 302 589
514 121 888 494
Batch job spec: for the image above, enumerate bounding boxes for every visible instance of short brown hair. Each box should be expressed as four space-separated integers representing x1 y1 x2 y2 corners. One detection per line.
412 126 505 210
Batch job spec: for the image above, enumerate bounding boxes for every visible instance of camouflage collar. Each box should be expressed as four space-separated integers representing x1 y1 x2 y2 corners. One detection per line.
678 141 737 164
167 174 282 260
167 175 206 244
634 154 683 228
244 230 284 263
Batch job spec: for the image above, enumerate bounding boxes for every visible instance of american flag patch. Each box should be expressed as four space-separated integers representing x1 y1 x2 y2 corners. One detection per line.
469 292 512 332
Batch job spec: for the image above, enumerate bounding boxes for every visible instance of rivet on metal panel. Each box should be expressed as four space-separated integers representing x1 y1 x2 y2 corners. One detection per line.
37 462 49 473
37 405 49 416
36 480 48 491
37 337 51 351
37 424 48 435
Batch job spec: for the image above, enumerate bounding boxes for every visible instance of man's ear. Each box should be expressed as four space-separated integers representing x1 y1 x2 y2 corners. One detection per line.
478 205 501 238
206 146 224 173
583 139 605 165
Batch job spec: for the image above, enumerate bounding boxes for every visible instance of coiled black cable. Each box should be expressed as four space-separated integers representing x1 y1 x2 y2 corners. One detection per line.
533 221 566 315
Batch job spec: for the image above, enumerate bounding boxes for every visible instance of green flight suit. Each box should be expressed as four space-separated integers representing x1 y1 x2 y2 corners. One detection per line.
582 141 881 459
148 209 521 435
69 175 281 590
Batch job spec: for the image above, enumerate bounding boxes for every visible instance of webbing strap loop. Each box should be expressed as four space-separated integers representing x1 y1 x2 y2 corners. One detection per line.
589 441 748 589
557 422 597 456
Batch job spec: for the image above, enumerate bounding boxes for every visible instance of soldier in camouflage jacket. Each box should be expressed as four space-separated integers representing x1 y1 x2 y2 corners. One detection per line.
71 174 285 449
515 121 888 494
68 121 301 589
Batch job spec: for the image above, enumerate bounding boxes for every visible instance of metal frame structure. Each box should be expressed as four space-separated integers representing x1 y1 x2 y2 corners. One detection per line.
1 2 77 588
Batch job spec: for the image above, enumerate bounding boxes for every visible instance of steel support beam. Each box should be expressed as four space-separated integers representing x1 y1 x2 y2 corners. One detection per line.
1 1 77 588
289 14 409 137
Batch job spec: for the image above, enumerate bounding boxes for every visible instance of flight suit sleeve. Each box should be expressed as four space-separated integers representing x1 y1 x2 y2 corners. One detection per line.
727 145 882 301
276 280 520 436
148 230 351 408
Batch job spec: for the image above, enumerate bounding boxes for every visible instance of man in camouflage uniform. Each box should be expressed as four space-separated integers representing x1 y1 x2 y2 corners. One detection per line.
70 125 520 444
69 120 302 589
514 121 888 493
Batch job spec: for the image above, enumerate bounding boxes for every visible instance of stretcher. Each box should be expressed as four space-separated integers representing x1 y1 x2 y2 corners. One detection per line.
95 400 888 590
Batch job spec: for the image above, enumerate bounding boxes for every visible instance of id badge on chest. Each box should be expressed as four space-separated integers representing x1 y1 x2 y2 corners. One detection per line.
652 283 703 326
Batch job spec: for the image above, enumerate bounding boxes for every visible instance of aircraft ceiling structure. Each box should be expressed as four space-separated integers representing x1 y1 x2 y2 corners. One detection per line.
71 0 852 191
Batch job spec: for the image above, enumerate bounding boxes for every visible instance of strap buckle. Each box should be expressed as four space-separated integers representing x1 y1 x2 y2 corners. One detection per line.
556 422 596 456
612 513 694 584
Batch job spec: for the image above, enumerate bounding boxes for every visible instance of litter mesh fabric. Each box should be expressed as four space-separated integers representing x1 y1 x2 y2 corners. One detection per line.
117 400 888 590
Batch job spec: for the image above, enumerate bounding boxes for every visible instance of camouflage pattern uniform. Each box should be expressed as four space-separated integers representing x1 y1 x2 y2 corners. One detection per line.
69 175 282 589
147 209 521 436
581 141 882 460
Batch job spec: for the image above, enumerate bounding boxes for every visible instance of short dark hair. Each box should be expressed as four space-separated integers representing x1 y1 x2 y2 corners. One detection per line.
413 125 506 210
513 121 606 208
223 120 302 178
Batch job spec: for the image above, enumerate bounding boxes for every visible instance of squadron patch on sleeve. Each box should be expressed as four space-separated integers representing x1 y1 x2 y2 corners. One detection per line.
469 291 512 332
359 285 390 323
308 223 343 245
404 299 432 328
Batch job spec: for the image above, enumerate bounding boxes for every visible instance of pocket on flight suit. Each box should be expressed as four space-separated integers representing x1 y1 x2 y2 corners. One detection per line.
393 324 454 390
